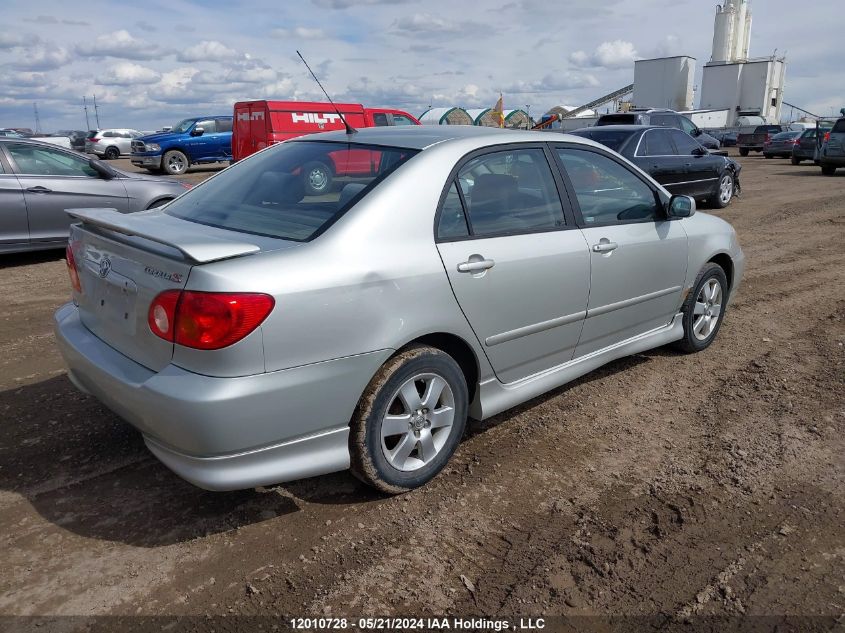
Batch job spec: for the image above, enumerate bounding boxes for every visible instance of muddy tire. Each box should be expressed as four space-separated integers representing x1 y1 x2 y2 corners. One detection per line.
349 345 468 494
673 263 729 354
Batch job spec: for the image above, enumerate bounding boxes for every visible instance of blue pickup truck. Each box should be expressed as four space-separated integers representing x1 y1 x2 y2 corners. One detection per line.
131 116 233 175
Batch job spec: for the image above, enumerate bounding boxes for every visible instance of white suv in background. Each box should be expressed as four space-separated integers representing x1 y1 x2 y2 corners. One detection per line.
86 129 142 160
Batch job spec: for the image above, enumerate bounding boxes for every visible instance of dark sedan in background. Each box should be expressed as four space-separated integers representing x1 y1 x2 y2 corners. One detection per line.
763 131 802 159
569 125 740 208
0 138 191 254
792 127 830 165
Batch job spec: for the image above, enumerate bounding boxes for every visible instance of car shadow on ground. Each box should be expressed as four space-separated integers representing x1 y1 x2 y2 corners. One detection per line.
773 170 843 178
0 249 65 268
0 352 658 547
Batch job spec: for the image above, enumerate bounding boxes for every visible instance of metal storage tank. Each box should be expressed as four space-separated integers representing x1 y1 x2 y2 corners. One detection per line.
418 107 473 125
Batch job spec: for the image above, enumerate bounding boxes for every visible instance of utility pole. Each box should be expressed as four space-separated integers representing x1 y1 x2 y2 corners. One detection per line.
92 94 101 128
33 102 41 133
83 96 91 130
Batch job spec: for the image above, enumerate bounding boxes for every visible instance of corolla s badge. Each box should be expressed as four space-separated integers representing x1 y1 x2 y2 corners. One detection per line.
144 266 183 284
98 257 112 279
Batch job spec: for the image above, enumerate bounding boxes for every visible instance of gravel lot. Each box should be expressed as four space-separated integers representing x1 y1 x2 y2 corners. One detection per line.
0 152 843 625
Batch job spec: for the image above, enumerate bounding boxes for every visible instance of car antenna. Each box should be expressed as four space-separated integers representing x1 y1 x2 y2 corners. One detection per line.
296 50 357 136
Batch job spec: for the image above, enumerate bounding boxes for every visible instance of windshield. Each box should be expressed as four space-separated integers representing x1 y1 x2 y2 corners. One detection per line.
171 119 197 134
165 141 419 242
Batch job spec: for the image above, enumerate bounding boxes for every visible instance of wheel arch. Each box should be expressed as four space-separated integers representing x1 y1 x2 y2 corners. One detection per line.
393 332 480 405
708 252 734 292
163 146 191 163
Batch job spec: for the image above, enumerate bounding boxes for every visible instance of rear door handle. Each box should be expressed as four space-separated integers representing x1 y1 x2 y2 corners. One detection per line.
457 258 495 273
26 186 52 193
592 241 618 253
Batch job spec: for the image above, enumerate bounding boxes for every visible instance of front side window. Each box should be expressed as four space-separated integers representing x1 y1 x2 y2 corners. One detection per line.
669 129 701 155
7 143 97 177
456 148 565 238
649 114 676 128
557 148 661 225
392 115 416 126
165 141 418 242
195 119 217 134
679 117 698 134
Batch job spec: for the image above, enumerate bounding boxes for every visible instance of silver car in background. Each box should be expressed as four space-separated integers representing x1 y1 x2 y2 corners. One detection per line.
1 138 191 254
87 129 142 160
54 126 744 494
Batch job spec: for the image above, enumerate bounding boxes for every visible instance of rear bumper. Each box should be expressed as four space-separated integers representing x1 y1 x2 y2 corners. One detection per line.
54 302 390 490
131 154 162 168
819 155 845 167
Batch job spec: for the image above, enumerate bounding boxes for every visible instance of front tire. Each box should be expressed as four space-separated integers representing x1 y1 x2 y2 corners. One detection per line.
349 345 468 494
673 263 729 354
739 148 749 157
712 171 735 209
791 156 801 165
163 150 189 176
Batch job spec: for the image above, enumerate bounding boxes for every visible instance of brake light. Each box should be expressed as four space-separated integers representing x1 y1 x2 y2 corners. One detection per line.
148 290 274 350
824 132 831 142
65 243 82 293
792 138 800 145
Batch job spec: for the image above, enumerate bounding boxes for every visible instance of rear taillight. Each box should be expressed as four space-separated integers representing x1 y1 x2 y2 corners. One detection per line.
792 138 800 145
824 132 831 142
65 243 82 293
148 291 274 350
765 134 772 143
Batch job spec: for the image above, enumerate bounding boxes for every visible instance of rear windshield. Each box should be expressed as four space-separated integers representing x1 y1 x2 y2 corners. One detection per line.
165 141 419 242
596 114 636 126
570 129 633 152
773 132 800 140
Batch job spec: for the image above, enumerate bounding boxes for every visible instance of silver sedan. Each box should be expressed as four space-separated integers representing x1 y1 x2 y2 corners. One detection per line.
1 138 191 254
54 126 744 493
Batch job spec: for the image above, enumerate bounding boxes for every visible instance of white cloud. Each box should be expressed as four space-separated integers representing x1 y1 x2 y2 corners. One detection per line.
76 30 163 60
312 0 412 7
177 40 243 62
392 13 464 35
97 62 161 86
0 32 32 49
570 39 639 69
270 26 327 39
9 44 73 70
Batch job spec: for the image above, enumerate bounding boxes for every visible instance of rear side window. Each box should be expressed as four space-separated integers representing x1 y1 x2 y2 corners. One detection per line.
373 113 389 127
165 141 418 242
648 114 677 128
436 182 470 239
216 118 233 133
455 148 565 238
557 148 660 225
597 114 636 126
833 119 845 133
392 115 416 126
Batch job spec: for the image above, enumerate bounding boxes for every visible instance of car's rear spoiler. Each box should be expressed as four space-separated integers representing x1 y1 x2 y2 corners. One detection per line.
66 208 261 263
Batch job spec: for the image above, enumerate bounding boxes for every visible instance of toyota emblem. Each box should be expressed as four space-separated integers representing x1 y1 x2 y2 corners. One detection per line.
98 257 112 279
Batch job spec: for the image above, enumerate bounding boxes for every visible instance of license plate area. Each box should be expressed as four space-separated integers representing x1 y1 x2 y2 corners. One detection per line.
83 247 139 336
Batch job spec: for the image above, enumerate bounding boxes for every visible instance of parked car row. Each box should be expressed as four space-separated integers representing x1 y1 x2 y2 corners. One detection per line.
594 109 722 150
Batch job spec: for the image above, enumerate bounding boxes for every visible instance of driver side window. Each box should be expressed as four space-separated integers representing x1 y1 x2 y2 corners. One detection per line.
556 148 661 225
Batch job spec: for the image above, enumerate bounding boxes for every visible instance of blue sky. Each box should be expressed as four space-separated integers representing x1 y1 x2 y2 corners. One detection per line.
1 0 842 132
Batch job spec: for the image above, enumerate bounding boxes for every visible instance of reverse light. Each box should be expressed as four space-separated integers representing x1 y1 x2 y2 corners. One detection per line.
148 291 274 350
65 243 82 293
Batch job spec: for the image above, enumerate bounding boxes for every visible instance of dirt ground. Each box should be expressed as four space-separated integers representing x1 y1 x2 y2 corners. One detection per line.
0 153 843 629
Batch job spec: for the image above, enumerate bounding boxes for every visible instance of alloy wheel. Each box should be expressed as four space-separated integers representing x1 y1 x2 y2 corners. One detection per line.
380 373 455 472
693 278 723 341
719 175 733 206
167 153 186 174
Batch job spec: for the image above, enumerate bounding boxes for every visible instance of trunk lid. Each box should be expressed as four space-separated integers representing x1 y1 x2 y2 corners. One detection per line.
67 208 275 372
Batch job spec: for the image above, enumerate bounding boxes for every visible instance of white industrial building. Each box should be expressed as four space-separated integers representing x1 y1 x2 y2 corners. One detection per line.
632 56 696 111
698 0 786 126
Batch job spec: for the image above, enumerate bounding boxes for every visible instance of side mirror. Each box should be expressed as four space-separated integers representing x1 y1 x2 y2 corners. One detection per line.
692 145 708 156
191 127 204 137
691 128 702 136
667 195 695 218
88 159 115 180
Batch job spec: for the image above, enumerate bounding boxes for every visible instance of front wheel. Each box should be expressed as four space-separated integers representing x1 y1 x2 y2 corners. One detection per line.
739 148 749 157
163 150 189 176
104 146 120 160
713 171 735 209
673 263 729 354
349 345 468 494
821 165 837 176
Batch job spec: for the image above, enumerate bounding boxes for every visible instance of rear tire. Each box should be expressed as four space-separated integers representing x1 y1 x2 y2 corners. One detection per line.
104 146 120 160
349 345 468 494
764 154 773 159
791 156 801 165
302 161 333 196
673 263 729 354
821 165 837 176
739 148 749 157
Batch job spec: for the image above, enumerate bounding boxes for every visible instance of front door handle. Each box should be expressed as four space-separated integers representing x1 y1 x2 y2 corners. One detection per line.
457 257 495 273
26 186 52 193
592 241 618 253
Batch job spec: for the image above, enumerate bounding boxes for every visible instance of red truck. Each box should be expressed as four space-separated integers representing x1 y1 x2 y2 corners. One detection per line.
232 100 420 193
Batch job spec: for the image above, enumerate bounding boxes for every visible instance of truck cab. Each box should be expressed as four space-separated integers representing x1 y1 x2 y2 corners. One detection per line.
131 116 233 175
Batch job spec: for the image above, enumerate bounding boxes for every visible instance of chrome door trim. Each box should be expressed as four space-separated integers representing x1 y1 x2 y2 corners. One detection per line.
485 310 587 347
587 285 683 318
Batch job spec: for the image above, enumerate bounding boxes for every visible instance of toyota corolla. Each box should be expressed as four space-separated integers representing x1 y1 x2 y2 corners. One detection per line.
55 126 744 493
